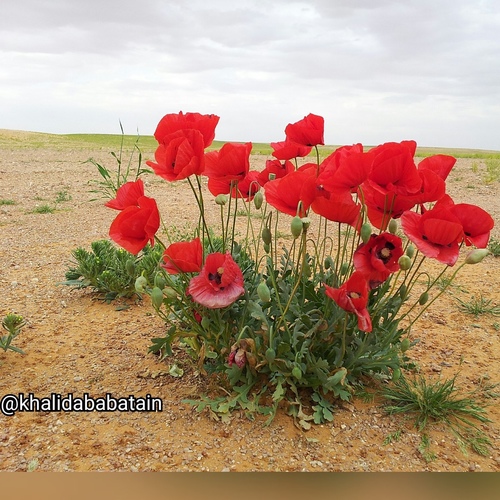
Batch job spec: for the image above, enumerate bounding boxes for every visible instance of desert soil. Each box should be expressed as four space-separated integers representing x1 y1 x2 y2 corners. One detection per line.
0 131 499 471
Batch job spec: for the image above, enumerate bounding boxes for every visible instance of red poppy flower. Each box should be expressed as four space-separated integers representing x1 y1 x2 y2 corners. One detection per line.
449 203 494 248
324 271 372 332
400 206 464 266
317 147 371 193
188 252 245 309
353 233 404 288
203 142 252 183
208 171 261 201
153 111 219 148
271 139 312 160
417 154 456 182
146 129 205 181
162 237 203 274
109 196 160 255
264 168 317 217
311 187 362 229
105 179 145 210
284 113 325 147
365 141 422 195
257 159 295 186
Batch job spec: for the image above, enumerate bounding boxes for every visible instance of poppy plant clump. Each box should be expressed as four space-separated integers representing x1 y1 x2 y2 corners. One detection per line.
105 111 495 423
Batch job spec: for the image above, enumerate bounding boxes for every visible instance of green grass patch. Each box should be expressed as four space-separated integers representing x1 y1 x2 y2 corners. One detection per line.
0 199 16 206
30 204 55 214
382 373 492 458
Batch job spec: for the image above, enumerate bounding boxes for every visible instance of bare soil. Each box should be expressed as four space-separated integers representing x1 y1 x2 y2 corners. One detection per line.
1 133 499 471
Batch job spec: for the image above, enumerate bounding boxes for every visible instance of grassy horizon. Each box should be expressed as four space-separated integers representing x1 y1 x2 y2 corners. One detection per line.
1 128 499 159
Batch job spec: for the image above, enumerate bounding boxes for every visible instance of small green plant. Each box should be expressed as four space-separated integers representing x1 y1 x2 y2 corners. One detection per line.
31 204 55 214
55 190 72 203
0 199 16 206
382 373 492 457
1 314 26 354
88 122 152 201
487 237 500 257
456 295 500 317
63 240 163 302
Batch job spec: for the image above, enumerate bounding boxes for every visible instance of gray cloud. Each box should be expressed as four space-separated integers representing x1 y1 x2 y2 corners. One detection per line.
0 0 499 149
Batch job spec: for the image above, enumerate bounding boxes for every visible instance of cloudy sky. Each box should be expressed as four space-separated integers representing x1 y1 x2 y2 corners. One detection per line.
1 0 499 149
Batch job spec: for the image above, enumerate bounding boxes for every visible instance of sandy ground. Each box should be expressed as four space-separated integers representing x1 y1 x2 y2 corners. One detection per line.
0 132 499 471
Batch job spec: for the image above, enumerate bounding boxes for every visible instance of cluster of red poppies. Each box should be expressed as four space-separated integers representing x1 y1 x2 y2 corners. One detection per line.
105 112 494 328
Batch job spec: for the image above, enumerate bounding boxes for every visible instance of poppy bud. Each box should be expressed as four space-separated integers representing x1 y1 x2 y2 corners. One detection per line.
154 274 166 290
135 275 148 293
406 245 415 258
388 219 398 234
392 368 401 381
215 194 228 206
340 262 350 276
265 347 276 363
399 284 408 299
262 227 272 245
360 223 372 244
398 255 412 271
125 258 136 277
400 338 411 352
263 243 271 253
418 291 429 305
151 286 164 309
164 287 178 300
291 216 303 239
253 191 264 210
324 256 333 270
292 365 302 380
257 281 271 303
465 248 490 264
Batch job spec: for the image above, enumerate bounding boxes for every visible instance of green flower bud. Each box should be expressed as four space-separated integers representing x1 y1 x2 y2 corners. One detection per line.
418 291 429 305
125 258 136 277
215 194 228 206
263 242 271 253
291 216 303 239
360 223 372 244
262 227 272 245
399 284 408 299
163 287 178 300
253 191 264 210
151 286 164 309
392 368 402 382
324 256 333 270
398 255 412 271
340 262 350 276
135 276 148 293
302 262 312 278
257 281 271 303
465 248 490 264
400 338 411 352
292 365 302 380
265 348 276 363
388 219 398 234
406 244 415 258
154 274 166 290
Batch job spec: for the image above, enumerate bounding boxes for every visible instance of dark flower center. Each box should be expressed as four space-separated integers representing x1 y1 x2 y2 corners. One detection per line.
376 242 395 263
208 266 225 289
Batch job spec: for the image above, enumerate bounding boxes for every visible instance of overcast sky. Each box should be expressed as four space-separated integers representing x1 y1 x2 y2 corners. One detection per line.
1 0 499 149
